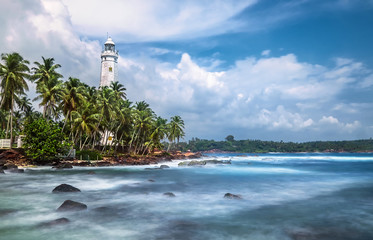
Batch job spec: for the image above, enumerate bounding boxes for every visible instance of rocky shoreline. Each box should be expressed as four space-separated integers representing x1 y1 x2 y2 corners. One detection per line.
0 149 203 170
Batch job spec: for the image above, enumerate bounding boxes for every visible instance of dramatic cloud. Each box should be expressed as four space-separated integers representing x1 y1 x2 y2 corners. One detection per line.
1 0 372 141
61 0 257 41
120 51 373 140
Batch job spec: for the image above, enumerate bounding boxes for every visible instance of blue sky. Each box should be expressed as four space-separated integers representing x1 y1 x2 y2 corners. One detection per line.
1 0 373 141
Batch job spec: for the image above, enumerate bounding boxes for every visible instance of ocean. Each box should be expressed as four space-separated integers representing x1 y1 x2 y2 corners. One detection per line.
1 153 373 240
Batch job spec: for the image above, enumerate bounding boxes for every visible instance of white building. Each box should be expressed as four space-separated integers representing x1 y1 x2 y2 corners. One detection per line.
99 37 118 87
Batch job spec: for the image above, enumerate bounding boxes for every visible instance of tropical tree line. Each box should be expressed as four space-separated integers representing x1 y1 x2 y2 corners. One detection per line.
177 137 373 153
0 52 185 155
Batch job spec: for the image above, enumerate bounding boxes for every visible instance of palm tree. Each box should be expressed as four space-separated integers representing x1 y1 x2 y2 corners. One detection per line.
110 81 126 100
147 117 168 153
17 96 32 117
33 75 63 120
0 52 30 145
31 57 62 87
61 77 85 132
168 115 185 151
96 86 118 149
71 102 100 149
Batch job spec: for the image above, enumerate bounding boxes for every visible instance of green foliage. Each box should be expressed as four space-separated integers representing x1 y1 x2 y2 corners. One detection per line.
76 150 102 160
181 138 373 153
225 135 234 142
23 117 71 162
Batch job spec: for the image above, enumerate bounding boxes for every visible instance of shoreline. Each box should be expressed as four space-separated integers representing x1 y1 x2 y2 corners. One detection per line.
0 149 203 170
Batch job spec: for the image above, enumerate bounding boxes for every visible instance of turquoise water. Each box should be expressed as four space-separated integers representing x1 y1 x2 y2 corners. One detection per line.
1 153 373 239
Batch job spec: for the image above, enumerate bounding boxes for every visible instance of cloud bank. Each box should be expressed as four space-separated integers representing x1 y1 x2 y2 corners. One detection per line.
0 0 372 141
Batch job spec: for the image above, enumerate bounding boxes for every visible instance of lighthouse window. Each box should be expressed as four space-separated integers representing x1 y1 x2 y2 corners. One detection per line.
109 67 113 72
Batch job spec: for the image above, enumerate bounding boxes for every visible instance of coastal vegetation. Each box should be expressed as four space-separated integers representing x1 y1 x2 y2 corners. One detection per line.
176 137 373 153
0 52 185 160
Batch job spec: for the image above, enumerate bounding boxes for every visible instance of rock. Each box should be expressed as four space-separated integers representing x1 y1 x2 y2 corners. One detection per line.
160 165 170 169
52 163 73 169
163 192 176 197
205 160 231 164
87 171 96 175
224 193 242 200
8 168 24 173
0 159 6 166
52 184 81 193
178 160 207 166
0 209 17 216
0 169 4 174
40 218 70 227
148 179 155 182
3 163 18 170
57 200 87 211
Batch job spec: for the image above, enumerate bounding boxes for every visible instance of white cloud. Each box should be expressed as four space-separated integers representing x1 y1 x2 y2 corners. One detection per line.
319 116 361 133
118 49 371 139
61 0 257 41
261 49 271 56
1 0 372 141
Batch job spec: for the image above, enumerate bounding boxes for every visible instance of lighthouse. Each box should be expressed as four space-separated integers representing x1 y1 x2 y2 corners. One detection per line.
99 37 118 87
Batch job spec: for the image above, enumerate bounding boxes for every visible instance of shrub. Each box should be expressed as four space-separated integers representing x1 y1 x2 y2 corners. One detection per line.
23 118 71 163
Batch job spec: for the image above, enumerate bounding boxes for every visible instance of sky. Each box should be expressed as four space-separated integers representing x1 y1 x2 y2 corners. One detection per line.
0 0 373 142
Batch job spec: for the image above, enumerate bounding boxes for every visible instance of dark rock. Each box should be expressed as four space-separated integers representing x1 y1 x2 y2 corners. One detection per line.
53 163 73 169
148 179 155 182
163 192 176 197
3 163 18 170
40 218 70 227
8 168 24 173
145 167 159 170
205 160 231 164
87 171 96 175
188 160 206 166
178 160 208 166
224 193 242 199
52 184 81 193
57 200 87 211
0 209 17 216
0 169 4 174
0 159 6 166
160 165 170 169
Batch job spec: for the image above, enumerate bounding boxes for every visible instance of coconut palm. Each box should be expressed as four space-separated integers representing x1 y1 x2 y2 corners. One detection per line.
147 117 168 152
168 115 185 151
110 81 126 100
34 75 63 120
31 57 62 87
71 102 100 149
17 96 32 117
61 77 85 132
0 52 30 145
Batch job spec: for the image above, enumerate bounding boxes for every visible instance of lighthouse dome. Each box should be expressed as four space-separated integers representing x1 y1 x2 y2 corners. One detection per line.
105 37 115 45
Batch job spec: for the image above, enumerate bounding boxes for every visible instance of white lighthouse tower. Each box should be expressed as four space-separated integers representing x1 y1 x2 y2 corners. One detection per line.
99 37 118 87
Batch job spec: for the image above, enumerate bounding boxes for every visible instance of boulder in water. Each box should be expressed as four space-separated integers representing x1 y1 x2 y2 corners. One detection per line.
0 169 4 174
57 200 87 211
205 160 231 164
2 163 18 170
40 218 70 227
224 193 242 199
52 184 81 193
160 165 170 169
52 163 73 169
163 192 176 197
8 168 24 173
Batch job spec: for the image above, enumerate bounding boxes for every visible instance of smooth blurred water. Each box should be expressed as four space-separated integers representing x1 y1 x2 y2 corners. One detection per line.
1 153 373 240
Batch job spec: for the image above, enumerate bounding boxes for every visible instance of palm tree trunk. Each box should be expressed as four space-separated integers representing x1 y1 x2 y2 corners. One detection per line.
62 110 70 132
10 96 14 148
82 135 90 150
5 112 10 139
